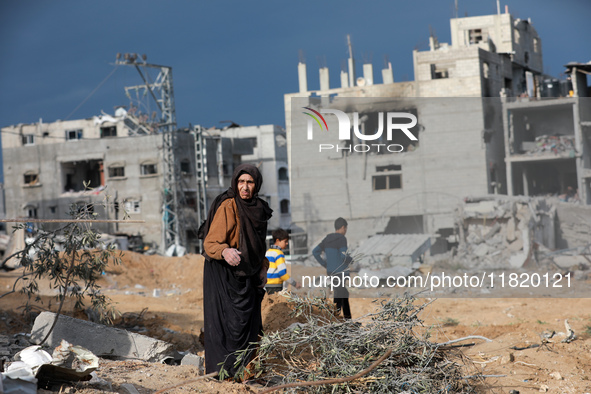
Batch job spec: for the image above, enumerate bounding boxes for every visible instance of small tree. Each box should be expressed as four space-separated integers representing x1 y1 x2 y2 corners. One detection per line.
0 187 123 344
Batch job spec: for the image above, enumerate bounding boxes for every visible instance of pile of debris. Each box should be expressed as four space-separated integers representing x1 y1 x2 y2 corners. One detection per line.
521 134 576 156
451 196 557 270
1 311 204 392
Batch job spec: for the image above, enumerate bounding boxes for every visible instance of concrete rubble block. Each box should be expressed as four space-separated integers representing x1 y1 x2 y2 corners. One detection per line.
483 223 501 241
507 237 524 252
473 243 490 257
466 232 482 245
180 353 205 375
506 217 516 242
30 312 174 363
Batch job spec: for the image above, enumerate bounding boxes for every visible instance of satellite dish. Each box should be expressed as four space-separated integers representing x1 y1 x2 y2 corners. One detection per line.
356 77 366 87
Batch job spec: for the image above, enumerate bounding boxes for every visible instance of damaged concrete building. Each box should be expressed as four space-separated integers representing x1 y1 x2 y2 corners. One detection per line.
1 113 289 253
503 64 591 204
205 124 291 230
284 9 590 254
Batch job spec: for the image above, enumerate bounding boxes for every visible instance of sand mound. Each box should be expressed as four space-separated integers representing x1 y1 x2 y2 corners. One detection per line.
102 251 205 298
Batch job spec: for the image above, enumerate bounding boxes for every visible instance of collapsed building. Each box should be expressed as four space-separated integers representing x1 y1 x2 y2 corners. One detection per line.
284 8 590 256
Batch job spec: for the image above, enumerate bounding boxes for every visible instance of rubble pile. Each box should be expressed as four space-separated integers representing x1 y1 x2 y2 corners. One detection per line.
0 333 28 368
452 196 557 270
522 134 576 156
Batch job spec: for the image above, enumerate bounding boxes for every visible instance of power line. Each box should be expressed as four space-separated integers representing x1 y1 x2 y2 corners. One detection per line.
64 65 120 121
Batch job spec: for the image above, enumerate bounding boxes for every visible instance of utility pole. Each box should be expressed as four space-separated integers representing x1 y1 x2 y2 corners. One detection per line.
115 53 184 254
192 125 208 252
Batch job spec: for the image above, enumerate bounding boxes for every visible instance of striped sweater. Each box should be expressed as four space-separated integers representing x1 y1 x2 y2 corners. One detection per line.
265 246 294 286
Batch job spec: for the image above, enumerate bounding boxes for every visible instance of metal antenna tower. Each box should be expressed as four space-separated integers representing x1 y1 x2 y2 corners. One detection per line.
115 53 183 254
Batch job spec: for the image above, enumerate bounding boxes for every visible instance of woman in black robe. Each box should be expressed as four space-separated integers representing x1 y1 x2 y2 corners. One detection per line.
200 164 272 377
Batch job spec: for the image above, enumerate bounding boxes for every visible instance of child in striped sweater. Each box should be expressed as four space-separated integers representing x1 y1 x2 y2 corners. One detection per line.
265 228 298 294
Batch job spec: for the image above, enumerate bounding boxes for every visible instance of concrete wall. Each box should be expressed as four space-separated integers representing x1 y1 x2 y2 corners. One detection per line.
1 116 205 249
450 13 542 74
288 97 490 249
284 10 554 252
2 132 170 245
2 117 125 149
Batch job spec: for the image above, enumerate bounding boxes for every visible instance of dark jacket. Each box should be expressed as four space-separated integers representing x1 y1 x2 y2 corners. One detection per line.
312 233 351 275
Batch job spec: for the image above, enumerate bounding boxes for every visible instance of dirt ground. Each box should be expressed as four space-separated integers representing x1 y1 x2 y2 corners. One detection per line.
3 251 591 393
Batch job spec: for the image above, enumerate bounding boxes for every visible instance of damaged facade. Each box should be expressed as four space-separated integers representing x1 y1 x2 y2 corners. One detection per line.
1 113 289 252
285 10 590 253
503 64 591 204
204 124 290 230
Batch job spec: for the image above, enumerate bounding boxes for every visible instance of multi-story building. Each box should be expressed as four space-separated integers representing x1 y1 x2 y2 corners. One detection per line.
1 113 197 249
210 124 290 230
284 10 579 252
1 112 290 252
502 64 590 204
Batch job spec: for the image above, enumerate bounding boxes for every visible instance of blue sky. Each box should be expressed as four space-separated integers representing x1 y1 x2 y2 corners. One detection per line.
0 0 589 132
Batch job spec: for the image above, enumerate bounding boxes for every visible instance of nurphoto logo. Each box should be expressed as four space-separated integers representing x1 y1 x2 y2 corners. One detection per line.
302 107 418 153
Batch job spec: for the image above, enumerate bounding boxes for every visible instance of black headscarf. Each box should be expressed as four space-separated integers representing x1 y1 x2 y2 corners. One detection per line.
199 163 273 277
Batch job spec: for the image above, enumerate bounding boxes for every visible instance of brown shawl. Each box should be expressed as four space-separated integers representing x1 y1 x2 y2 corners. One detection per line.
199 163 273 276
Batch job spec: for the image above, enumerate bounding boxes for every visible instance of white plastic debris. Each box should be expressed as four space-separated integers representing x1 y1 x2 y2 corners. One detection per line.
4 346 52 382
1 339 99 390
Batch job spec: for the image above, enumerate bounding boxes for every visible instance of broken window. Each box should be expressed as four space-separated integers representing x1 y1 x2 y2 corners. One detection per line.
278 167 289 181
431 64 449 79
280 199 290 214
124 200 141 214
387 111 420 151
184 191 197 211
247 137 258 148
108 166 125 178
469 28 484 44
61 160 103 192
376 164 401 172
22 134 35 146
74 201 94 215
373 174 402 190
65 129 83 141
140 163 158 176
514 28 520 44
180 160 191 174
24 205 37 218
346 110 421 154
100 126 117 138
24 172 39 186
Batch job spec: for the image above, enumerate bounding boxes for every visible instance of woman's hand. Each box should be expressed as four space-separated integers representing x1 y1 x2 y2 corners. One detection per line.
222 248 241 266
